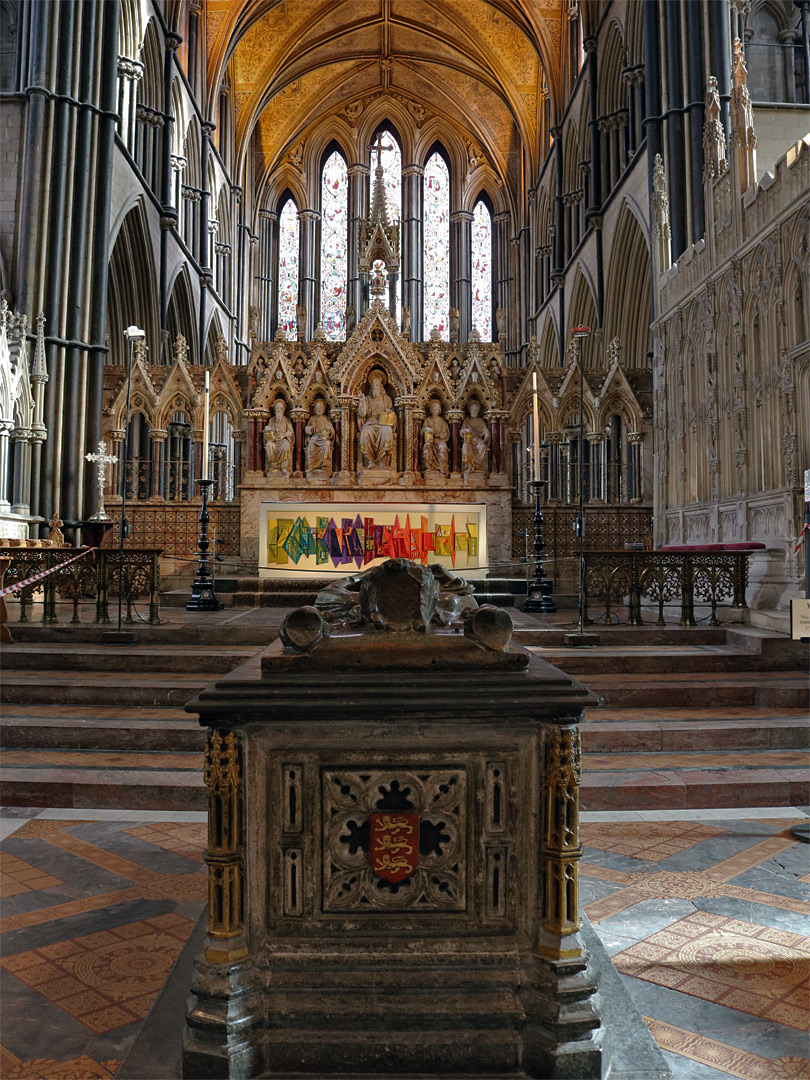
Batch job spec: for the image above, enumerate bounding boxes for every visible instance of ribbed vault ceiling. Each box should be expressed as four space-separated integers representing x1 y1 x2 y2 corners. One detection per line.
205 0 565 191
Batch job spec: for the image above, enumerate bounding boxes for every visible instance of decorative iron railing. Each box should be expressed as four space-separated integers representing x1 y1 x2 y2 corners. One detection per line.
0 547 161 624
582 550 751 626
512 505 653 561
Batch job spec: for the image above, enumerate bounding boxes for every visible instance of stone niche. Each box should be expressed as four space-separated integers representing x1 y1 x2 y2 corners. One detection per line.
182 559 614 1079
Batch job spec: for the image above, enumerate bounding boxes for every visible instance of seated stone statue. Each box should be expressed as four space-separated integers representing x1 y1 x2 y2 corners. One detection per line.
460 400 490 474
305 399 334 474
421 400 449 475
264 399 294 475
358 370 396 470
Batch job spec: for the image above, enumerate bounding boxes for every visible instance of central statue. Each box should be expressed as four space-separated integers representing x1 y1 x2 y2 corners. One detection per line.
358 369 396 470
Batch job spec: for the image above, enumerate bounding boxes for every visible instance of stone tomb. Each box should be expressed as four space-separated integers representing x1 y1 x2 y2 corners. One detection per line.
179 560 665 1078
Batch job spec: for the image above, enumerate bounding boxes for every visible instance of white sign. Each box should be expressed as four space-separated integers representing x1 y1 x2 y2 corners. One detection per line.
804 468 810 503
790 597 810 641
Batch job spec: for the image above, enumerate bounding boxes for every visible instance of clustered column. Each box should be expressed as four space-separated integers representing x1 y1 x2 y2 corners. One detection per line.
298 210 320 341
401 164 424 339
347 164 370 326
450 210 473 342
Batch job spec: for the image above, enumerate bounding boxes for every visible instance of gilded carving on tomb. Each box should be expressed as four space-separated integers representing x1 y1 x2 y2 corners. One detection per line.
321 768 466 912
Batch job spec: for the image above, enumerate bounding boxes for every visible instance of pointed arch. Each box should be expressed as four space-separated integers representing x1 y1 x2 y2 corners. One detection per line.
166 267 197 366
566 270 598 369
106 202 160 367
604 202 652 367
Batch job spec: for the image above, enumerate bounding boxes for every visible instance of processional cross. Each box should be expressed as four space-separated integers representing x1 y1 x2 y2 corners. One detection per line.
85 440 118 521
370 132 393 170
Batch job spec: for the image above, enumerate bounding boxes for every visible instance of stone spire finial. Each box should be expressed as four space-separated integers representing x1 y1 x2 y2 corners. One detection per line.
703 75 728 181
730 38 757 193
651 154 672 274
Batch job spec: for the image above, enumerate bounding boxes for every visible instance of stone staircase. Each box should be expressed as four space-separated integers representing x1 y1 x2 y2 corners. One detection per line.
0 624 806 812
162 575 531 609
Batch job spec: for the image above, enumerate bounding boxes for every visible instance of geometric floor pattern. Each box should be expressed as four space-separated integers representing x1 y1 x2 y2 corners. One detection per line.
0 806 808 1080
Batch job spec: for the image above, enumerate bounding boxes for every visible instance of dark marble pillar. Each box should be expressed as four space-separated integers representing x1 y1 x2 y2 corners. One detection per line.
401 164 423 339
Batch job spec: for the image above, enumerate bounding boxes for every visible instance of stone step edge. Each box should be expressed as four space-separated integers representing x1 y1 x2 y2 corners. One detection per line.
0 766 802 812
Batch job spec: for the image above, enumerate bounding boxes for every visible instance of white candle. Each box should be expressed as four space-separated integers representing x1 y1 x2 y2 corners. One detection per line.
202 369 210 480
532 371 541 483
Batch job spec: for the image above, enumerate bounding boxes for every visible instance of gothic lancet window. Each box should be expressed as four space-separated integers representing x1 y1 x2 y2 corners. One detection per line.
278 197 299 340
471 199 492 339
320 150 348 340
424 151 450 339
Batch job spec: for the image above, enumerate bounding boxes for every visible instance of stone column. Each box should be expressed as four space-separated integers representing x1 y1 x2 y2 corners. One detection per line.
450 210 473 342
232 429 246 489
337 396 356 480
290 407 307 477
587 433 605 501
348 164 370 325
0 419 13 509
493 212 511 349
256 211 277 339
10 427 32 516
401 164 424 340
150 431 167 499
628 432 644 501
298 210 320 341
447 408 463 476
545 432 564 502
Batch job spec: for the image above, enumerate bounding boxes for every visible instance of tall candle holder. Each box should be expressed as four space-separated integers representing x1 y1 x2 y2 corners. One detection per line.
187 478 224 611
523 478 556 613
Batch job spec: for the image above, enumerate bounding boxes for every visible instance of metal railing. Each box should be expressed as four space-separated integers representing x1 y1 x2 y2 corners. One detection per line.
582 549 751 627
0 547 161 624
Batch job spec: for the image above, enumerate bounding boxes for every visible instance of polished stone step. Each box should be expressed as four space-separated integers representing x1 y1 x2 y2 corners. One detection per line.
1 744 804 812
581 707 810 751
0 644 258 673
0 706 204 750
1 671 209 707
579 670 809 709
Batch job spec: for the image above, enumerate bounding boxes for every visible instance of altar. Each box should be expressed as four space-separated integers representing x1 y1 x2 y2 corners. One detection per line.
240 293 513 577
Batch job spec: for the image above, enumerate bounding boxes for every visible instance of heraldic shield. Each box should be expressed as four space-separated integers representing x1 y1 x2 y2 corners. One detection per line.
369 812 419 883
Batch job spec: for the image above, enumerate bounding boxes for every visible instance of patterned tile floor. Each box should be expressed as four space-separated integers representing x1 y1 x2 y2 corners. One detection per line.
0 805 807 1080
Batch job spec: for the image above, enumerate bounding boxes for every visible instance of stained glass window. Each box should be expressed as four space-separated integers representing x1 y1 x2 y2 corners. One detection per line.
278 198 299 341
371 129 402 319
320 151 348 340
423 151 450 340
471 199 492 340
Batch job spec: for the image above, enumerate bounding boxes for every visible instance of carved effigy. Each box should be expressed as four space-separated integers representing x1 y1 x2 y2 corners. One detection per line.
182 558 619 1078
